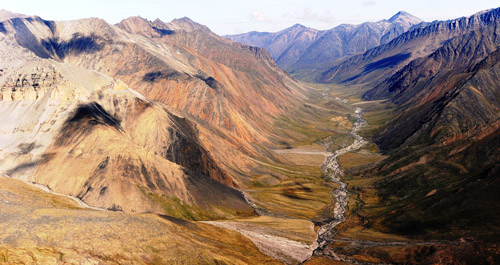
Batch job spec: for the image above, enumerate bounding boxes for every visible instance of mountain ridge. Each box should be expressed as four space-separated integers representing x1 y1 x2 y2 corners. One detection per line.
320 7 500 85
226 11 423 74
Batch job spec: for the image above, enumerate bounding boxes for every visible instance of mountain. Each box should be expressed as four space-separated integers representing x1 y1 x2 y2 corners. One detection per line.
226 11 422 74
359 48 500 242
114 16 310 178
0 9 27 21
0 9 325 221
320 8 500 85
360 8 500 152
0 14 305 218
3 6 499 264
298 8 500 264
0 10 336 264
363 30 500 102
334 7 500 250
227 24 322 70
0 57 250 218
1 13 309 180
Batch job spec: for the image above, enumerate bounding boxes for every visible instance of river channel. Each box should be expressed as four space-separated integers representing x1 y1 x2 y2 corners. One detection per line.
312 107 368 261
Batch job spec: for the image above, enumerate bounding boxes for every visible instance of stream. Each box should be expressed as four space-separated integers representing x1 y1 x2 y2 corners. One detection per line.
311 107 368 261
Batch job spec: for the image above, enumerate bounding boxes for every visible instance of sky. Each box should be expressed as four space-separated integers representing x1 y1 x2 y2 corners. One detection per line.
1 0 499 35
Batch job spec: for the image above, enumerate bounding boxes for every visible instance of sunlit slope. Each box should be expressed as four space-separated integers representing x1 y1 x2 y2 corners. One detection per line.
0 176 278 264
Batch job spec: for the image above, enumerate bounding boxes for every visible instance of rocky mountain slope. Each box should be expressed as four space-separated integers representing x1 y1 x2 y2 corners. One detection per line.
0 10 348 264
363 30 500 102
335 7 500 248
321 8 500 85
227 11 422 73
358 8 500 153
0 11 313 191
0 58 251 217
296 7 500 264
0 10 363 264
0 14 259 218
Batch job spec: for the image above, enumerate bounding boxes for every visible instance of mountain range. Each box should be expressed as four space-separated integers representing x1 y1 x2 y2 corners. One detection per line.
0 9 318 263
227 11 423 76
229 6 500 264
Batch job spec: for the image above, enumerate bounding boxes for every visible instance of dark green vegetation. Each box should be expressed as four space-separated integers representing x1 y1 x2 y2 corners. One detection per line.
352 100 500 240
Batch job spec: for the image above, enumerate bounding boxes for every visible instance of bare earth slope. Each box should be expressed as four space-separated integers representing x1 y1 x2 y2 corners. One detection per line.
0 15 310 189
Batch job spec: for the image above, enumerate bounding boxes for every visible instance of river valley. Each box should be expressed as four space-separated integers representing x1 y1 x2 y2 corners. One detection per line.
205 105 369 264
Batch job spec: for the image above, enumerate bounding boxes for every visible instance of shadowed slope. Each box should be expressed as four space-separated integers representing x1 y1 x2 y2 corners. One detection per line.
321 7 500 85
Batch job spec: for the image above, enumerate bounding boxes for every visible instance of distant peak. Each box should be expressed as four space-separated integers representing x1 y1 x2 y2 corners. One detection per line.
393 11 411 17
291 23 305 28
119 16 151 25
153 18 165 24
473 7 499 17
0 9 27 20
282 23 312 33
171 16 195 24
130 15 148 20
388 11 422 24
168 17 210 33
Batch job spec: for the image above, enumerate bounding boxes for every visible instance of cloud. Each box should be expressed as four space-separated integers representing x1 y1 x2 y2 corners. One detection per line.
249 10 271 23
363 1 377 7
284 8 335 25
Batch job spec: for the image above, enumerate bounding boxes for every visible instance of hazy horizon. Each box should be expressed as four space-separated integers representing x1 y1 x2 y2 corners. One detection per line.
1 0 499 35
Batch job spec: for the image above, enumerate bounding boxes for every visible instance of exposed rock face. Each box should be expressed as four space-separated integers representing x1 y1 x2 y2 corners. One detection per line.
358 13 500 153
227 24 323 70
227 11 422 73
0 9 27 21
364 30 500 103
374 48 500 153
90 16 307 179
0 64 60 101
